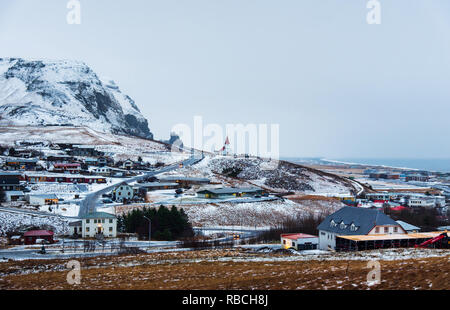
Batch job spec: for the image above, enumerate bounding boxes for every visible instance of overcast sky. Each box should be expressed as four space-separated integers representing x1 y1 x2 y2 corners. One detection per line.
1 0 450 158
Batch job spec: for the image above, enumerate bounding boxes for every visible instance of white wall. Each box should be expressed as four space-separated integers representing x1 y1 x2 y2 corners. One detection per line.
114 185 134 202
282 237 319 250
319 231 337 250
368 225 405 235
82 218 117 238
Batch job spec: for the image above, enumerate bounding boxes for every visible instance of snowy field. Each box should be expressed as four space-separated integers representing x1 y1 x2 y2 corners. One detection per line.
188 156 355 195
179 199 344 227
0 211 69 236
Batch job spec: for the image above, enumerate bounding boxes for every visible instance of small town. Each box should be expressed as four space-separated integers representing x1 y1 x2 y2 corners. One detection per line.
0 129 448 290
0 0 449 302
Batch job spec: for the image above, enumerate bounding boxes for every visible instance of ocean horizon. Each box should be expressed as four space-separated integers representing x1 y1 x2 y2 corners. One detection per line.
283 157 450 173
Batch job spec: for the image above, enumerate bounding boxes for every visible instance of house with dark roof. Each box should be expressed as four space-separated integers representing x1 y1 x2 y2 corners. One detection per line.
0 172 22 191
4 158 38 171
112 182 134 202
317 207 406 250
197 187 264 199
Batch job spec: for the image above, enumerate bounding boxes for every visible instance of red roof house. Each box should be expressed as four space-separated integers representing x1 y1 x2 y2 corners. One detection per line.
23 230 55 245
280 233 319 250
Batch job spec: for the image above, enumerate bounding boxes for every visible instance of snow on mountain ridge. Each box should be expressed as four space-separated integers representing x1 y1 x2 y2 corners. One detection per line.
0 58 153 139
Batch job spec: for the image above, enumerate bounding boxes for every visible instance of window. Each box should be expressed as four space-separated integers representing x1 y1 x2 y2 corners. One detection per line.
283 240 286 245
109 219 113 224
86 227 90 232
109 227 113 232
330 220 336 227
384 227 389 233
86 219 90 224
340 222 346 229
394 227 398 233
375 227 380 233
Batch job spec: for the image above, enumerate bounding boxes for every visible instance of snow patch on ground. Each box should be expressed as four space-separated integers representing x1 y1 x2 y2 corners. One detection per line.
0 211 69 236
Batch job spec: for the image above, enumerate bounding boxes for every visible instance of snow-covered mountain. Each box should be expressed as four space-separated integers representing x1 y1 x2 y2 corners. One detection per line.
0 58 153 139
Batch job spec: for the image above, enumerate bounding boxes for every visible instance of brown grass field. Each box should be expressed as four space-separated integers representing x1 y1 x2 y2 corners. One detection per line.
0 249 449 290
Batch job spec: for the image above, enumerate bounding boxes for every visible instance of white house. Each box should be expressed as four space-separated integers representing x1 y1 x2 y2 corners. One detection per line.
123 159 134 170
80 212 117 238
280 233 318 251
317 207 406 251
407 195 445 209
26 194 59 206
407 197 435 208
112 183 134 202
92 167 112 176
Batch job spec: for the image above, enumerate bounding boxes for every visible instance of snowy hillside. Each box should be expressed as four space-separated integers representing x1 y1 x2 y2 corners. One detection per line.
0 58 153 139
190 156 357 195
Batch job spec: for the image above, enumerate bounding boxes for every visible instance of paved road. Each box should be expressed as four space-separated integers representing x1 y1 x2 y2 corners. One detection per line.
78 155 203 217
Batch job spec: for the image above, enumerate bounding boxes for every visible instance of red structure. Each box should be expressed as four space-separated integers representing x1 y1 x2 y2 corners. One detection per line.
415 233 448 249
23 230 55 245
53 163 81 173
390 206 408 212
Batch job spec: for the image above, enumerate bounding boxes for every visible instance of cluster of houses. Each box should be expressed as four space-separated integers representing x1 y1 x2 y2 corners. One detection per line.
365 169 432 182
282 206 449 252
0 142 172 205
359 192 448 214
8 211 119 245
108 175 267 203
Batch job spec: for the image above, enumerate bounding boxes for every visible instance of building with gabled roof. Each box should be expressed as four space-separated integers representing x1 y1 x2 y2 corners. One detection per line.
23 230 54 245
216 136 231 156
0 172 22 191
112 182 134 202
317 207 406 250
197 187 264 199
80 212 117 238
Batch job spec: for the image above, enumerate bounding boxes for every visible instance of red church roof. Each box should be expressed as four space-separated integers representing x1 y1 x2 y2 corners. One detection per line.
224 137 230 145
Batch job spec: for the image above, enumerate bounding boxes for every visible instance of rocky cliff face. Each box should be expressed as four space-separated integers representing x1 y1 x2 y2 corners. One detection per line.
0 58 153 139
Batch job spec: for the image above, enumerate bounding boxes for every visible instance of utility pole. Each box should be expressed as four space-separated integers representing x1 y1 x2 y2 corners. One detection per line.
143 216 151 242
62 219 65 253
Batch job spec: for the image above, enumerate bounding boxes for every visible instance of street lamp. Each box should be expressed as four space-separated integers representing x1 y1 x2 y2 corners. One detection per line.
143 216 151 242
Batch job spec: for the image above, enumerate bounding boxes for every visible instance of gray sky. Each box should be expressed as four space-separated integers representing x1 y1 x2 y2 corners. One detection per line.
1 0 450 158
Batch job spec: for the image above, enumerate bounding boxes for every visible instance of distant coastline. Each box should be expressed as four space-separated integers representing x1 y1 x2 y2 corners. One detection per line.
283 157 450 173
